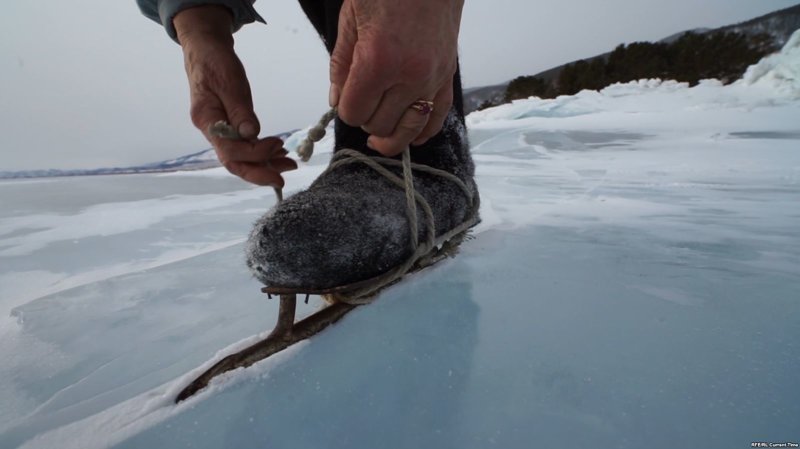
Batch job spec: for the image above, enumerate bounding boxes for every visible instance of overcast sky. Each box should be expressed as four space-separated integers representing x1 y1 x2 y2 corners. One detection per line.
1 0 797 170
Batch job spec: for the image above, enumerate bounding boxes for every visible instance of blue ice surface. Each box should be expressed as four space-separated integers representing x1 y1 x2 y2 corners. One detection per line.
108 224 798 449
2 144 800 448
3 89 800 447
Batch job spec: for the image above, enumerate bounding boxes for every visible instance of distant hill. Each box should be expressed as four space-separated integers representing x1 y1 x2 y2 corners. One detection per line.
0 130 296 179
462 83 508 114
0 148 221 180
464 4 800 113
718 4 800 45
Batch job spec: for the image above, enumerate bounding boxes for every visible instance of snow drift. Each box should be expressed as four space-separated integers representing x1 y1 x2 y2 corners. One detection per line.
740 28 800 97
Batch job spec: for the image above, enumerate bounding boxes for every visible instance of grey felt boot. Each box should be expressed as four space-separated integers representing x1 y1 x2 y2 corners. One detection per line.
245 99 479 291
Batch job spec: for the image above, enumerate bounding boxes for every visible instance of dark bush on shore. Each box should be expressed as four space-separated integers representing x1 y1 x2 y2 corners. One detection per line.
477 31 776 110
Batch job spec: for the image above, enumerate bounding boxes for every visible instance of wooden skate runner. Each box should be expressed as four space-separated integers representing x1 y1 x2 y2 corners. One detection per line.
174 227 473 403
175 289 356 403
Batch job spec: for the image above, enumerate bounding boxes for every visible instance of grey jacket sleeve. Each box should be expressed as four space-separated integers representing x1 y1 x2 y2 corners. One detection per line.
136 0 265 43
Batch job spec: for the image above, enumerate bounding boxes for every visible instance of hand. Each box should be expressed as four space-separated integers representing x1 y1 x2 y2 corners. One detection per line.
330 0 464 156
174 6 297 186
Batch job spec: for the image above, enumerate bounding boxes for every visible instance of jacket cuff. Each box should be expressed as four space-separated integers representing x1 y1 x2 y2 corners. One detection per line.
157 0 266 43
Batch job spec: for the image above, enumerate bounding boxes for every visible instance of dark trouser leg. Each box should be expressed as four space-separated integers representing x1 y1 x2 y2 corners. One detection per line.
298 0 343 54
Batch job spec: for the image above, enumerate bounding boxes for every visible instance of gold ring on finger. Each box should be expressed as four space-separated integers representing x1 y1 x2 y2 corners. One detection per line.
409 100 434 115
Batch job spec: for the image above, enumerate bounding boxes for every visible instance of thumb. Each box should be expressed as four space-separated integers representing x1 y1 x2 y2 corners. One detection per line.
329 1 357 107
217 78 260 140
183 38 260 140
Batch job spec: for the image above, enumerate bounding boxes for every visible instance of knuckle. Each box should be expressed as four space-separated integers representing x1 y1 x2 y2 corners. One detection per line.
401 55 435 81
225 105 250 122
359 44 393 75
373 143 398 157
223 161 244 177
329 54 349 84
363 122 392 138
398 125 422 142
376 126 394 137
338 107 365 127
216 147 234 166
401 111 429 131
399 118 424 134
189 101 209 129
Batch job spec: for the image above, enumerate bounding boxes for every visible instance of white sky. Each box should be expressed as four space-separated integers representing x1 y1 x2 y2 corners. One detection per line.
1 0 797 170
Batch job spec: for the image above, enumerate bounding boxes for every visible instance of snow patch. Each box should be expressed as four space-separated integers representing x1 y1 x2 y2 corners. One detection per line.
0 191 266 257
739 28 800 98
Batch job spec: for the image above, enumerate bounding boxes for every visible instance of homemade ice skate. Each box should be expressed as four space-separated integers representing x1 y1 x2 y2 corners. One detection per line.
176 111 478 403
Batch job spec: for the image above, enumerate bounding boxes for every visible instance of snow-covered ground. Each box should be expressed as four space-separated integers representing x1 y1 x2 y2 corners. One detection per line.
1 32 799 449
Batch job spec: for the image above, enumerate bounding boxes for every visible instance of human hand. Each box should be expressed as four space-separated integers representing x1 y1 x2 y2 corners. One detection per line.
174 6 297 186
329 0 464 156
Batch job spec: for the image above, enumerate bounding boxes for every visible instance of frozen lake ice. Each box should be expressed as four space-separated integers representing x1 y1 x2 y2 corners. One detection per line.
2 33 800 449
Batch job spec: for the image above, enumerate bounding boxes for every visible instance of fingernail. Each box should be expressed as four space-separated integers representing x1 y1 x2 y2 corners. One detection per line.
239 121 258 139
329 84 340 108
366 136 376 150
